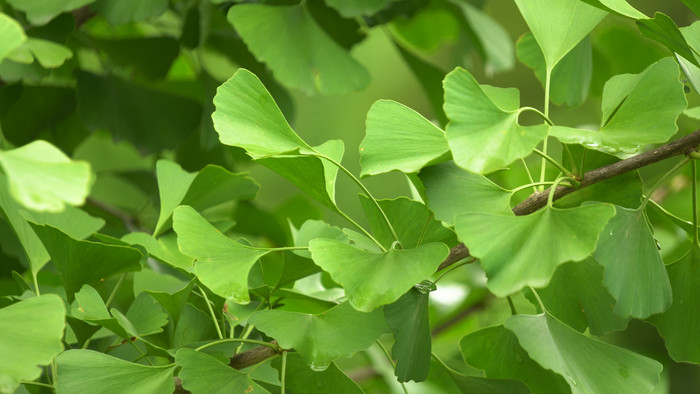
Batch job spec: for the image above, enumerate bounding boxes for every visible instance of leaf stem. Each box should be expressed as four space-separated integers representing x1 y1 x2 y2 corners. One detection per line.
32 271 40 296
195 338 280 352
19 381 55 391
640 158 690 209
198 287 224 340
434 258 475 284
416 212 433 247
693 160 699 245
529 286 546 312
547 177 580 207
532 148 573 177
539 69 552 189
431 352 469 377
520 158 538 193
337 209 387 252
519 106 554 125
376 340 408 394
510 181 556 195
310 152 400 243
507 296 518 315
280 351 287 394
127 339 153 366
105 273 126 308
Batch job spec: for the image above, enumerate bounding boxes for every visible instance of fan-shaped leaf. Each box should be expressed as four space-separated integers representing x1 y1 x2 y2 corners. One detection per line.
384 288 431 382
5 0 94 26
176 349 268 394
271 353 362 393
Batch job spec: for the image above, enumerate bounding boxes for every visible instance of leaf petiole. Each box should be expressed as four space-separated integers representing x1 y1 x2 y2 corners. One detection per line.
532 148 574 177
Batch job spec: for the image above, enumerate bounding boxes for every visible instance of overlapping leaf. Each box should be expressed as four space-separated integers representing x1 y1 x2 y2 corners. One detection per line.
122 232 194 272
456 1 515 74
271 353 362 393
173 205 268 304
550 57 686 154
323 0 388 17
9 38 73 68
308 239 449 312
0 295 65 394
5 0 94 25
360 100 449 177
249 302 389 370
505 313 663 393
0 140 92 212
228 3 370 94
455 204 615 296
92 0 168 24
176 349 268 393
56 350 175 394
443 67 548 174
0 14 26 62
384 288 431 382
594 207 672 318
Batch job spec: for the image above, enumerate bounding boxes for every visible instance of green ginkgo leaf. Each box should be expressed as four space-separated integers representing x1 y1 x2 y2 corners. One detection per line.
56 350 176 394
550 57 686 154
443 67 548 174
594 206 672 318
457 1 515 74
0 14 26 63
537 257 629 335
30 223 142 301
308 239 449 312
419 162 513 225
271 353 362 393
582 0 646 19
212 68 310 159
454 204 615 297
384 288 431 383
173 205 269 304
228 3 370 94
153 160 258 236
323 0 388 17
460 325 571 394
0 140 93 212
9 38 73 68
0 295 65 394
360 100 449 177
92 0 168 24
5 0 94 26
637 13 699 68
176 349 268 394
249 302 388 370
513 0 606 70
648 245 700 363
505 313 662 394
122 232 194 273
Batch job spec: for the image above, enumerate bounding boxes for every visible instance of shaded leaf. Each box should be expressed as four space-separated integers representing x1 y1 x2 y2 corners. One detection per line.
249 302 388 370
55 350 175 394
173 205 268 304
176 348 268 394
455 204 615 296
505 313 663 393
271 353 362 393
449 374 531 394
580 0 646 19
5 0 94 25
457 1 515 74
146 280 196 324
384 288 431 382
92 0 168 24
594 206 672 318
90 36 179 80
443 67 548 174
122 232 194 273
228 3 370 94
0 295 65 394
637 12 699 68
323 0 388 17
308 239 449 312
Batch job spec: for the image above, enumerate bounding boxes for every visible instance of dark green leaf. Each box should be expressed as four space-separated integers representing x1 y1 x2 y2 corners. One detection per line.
271 353 362 393
384 288 431 382
176 348 269 394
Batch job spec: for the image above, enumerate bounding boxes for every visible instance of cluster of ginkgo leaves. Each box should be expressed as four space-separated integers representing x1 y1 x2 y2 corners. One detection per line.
4 0 700 393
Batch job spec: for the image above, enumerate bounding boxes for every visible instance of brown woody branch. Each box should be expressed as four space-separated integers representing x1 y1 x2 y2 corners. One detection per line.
437 129 700 270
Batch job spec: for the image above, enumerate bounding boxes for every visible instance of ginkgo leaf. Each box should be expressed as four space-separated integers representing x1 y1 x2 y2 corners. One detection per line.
419 162 513 225
513 0 606 69
594 206 672 319
0 140 93 212
0 14 26 62
173 205 268 304
249 302 388 370
92 0 168 25
454 204 615 296
176 349 268 393
360 100 449 177
550 57 686 154
443 67 548 174
56 350 175 394
9 38 73 68
5 0 94 26
213 68 310 159
384 288 431 382
637 13 699 68
308 239 449 312
0 295 65 394
505 313 662 394
228 3 370 94
323 0 388 17
582 0 646 19
648 245 700 363
271 353 362 393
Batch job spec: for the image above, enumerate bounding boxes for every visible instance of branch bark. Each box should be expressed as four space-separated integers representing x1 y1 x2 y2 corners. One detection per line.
438 129 700 270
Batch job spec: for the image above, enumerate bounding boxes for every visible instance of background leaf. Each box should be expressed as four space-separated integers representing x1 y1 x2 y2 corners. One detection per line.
176 348 268 394
384 288 431 382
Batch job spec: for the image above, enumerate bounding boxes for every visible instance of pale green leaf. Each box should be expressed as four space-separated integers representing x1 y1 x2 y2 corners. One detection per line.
581 0 646 18
0 14 26 62
308 239 449 312
173 205 268 304
5 0 94 25
454 204 615 296
443 67 548 174
505 313 662 394
249 302 388 370
360 100 449 177
0 295 65 394
55 350 175 394
9 38 73 68
228 4 370 94
0 140 93 212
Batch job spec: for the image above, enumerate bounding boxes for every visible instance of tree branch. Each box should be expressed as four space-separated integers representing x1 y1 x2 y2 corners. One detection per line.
438 129 700 269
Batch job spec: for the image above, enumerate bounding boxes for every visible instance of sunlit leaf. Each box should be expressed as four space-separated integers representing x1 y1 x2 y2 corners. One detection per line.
505 313 663 393
550 57 686 154
173 205 268 304
455 204 615 296
679 22 700 93
249 302 388 370
0 13 26 65
594 206 672 318
5 0 94 25
0 140 92 212
419 162 513 225
443 67 548 174
360 100 448 177
0 295 65 394
648 245 700 363
384 288 431 382
580 0 646 18
513 0 606 69
308 239 448 312
122 232 194 273
228 3 370 94
271 353 362 393
176 349 269 393
56 350 175 394
9 38 72 68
